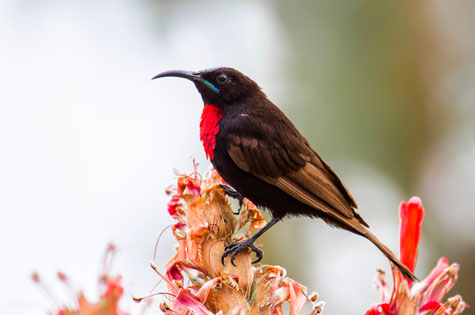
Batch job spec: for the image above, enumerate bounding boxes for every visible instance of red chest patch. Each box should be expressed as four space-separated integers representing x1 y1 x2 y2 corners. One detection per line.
200 104 223 160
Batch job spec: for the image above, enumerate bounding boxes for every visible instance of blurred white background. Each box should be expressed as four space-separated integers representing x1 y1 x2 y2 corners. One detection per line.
1 0 474 314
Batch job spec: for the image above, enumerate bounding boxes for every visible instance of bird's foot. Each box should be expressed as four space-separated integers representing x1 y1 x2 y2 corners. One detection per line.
219 184 244 213
221 239 263 266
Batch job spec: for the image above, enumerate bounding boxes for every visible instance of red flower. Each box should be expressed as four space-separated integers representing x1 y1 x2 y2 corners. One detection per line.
167 195 181 217
34 244 130 315
365 303 394 315
366 197 466 315
399 196 424 285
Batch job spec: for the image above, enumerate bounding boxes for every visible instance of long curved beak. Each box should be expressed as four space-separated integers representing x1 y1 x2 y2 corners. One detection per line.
152 70 202 82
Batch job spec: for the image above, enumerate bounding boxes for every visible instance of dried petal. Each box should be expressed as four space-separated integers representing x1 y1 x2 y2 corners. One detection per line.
195 277 222 303
160 167 317 315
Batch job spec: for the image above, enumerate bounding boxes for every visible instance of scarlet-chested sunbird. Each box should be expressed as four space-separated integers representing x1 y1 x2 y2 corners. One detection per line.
153 67 417 281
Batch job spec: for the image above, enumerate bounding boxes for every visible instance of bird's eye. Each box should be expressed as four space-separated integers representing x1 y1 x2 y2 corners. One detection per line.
217 73 228 83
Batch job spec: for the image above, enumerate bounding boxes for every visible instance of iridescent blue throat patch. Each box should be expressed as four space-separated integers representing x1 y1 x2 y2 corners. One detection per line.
203 80 220 94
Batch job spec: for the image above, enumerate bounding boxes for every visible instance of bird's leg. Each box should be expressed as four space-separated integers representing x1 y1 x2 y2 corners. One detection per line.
219 184 244 214
221 217 279 266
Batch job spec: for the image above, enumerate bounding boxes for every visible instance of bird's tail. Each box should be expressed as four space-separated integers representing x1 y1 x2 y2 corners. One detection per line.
362 229 418 282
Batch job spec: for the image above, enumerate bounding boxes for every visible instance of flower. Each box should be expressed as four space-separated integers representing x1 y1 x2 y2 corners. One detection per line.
365 197 466 315
399 196 424 286
153 166 323 314
167 195 182 217
38 163 467 315
33 244 130 315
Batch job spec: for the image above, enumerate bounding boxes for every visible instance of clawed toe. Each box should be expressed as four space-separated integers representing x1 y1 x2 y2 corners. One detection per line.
221 241 263 266
250 243 263 264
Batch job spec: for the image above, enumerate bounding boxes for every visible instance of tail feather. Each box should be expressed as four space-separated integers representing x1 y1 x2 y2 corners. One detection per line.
363 229 418 282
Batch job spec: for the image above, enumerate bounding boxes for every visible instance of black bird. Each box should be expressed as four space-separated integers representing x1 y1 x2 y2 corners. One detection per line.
153 67 416 281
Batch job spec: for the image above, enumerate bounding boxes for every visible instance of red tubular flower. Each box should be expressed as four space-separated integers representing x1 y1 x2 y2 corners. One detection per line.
366 197 466 315
399 196 424 285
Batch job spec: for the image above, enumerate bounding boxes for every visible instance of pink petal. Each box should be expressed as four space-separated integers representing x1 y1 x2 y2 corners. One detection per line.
166 264 184 283
166 260 204 287
269 278 307 315
173 289 214 315
287 279 307 315
418 257 449 290
425 261 459 304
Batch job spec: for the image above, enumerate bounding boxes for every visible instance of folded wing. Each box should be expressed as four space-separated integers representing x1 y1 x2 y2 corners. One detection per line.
227 132 368 227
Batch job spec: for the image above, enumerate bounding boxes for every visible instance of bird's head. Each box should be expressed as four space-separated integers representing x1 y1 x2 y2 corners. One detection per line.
152 67 261 107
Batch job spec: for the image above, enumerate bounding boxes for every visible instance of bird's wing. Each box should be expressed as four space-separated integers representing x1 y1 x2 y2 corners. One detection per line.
227 132 366 225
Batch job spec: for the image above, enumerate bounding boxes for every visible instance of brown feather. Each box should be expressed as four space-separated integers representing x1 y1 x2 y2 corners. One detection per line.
307 145 358 209
271 148 290 172
287 163 354 219
227 134 367 226
287 150 306 167
228 144 250 172
270 176 342 220
259 147 281 177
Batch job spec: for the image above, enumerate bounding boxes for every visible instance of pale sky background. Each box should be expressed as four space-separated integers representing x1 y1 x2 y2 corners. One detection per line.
0 1 289 314
1 1 474 314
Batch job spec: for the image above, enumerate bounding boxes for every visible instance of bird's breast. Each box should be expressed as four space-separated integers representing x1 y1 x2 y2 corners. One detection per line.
200 104 223 160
